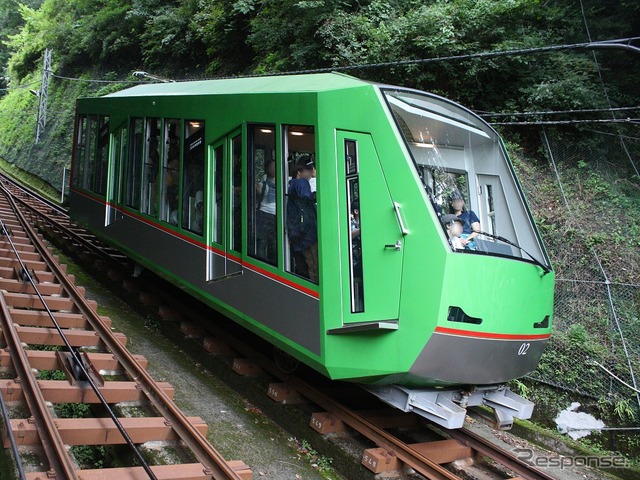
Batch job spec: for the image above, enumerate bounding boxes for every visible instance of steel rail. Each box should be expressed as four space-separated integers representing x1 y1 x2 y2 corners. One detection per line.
0 175 129 272
289 377 462 480
191 307 560 480
0 223 78 478
1 192 159 478
2 186 243 479
0 174 68 218
448 427 558 480
201 324 461 480
0 171 555 480
6 186 129 270
0 294 76 477
0 375 27 479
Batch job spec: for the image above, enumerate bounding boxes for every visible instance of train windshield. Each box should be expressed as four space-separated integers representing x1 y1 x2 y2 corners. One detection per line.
382 88 550 269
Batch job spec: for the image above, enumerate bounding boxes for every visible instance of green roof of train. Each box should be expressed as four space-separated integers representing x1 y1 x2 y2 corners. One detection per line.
105 73 371 98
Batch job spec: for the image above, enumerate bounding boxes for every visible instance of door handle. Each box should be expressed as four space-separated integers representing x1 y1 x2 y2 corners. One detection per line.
393 202 409 236
385 240 402 251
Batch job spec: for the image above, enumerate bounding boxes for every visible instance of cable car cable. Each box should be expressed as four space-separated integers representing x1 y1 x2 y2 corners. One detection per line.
229 36 640 78
22 36 639 87
0 388 27 479
479 105 640 118
0 216 159 480
490 118 638 126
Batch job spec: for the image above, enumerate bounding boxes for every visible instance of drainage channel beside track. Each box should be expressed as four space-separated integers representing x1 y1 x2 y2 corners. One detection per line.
0 181 251 479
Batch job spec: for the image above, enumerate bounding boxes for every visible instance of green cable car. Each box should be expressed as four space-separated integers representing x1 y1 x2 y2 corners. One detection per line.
69 73 554 428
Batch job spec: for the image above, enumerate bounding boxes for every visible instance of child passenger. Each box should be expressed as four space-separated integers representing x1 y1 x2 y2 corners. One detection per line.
441 214 464 250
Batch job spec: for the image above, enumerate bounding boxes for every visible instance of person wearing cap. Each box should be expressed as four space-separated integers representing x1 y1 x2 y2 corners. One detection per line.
441 214 464 250
448 189 480 250
307 158 317 193
286 157 318 283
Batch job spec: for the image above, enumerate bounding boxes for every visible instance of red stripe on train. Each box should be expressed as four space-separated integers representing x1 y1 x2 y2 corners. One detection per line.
70 188 320 299
434 326 551 340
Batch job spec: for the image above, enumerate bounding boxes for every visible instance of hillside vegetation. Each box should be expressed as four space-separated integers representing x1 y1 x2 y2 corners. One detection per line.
0 0 639 466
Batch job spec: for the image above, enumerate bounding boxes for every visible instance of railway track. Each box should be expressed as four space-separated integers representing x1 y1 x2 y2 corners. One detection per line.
0 178 250 479
0 175 130 270
0 173 559 480
197 318 559 480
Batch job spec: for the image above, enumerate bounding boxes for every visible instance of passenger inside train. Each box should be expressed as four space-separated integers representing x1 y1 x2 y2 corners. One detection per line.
286 158 318 283
441 214 464 250
447 189 480 250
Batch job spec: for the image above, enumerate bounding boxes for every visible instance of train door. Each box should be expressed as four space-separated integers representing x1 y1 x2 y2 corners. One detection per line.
106 126 126 226
338 131 404 323
206 132 243 281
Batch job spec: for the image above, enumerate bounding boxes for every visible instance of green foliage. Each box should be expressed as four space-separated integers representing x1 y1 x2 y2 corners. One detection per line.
4 3 47 81
613 398 637 422
55 402 91 418
0 0 637 467
37 369 67 380
70 444 115 469
0 0 43 88
297 438 334 474
6 0 143 81
0 0 637 117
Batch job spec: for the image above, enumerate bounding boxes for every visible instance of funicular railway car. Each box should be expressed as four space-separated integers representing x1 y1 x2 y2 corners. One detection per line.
69 73 554 428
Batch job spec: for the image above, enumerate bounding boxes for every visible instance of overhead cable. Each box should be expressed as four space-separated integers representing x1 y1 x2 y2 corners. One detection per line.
50 72 143 84
492 118 639 126
480 105 640 118
246 36 640 78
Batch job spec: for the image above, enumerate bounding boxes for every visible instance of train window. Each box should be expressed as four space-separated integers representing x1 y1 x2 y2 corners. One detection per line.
421 168 476 249
247 125 277 266
231 134 242 251
485 183 496 236
182 120 205 235
72 115 87 188
283 125 317 283
383 88 550 269
93 116 110 196
125 118 143 209
422 168 470 213
213 144 223 244
107 126 124 224
345 139 364 313
161 119 181 226
72 114 105 192
86 115 98 192
141 118 160 217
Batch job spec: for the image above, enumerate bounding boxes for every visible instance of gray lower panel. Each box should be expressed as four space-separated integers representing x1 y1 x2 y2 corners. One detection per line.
71 194 321 355
410 332 548 385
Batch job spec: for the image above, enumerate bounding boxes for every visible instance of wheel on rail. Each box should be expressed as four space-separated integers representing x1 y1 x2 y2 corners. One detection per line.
273 346 300 374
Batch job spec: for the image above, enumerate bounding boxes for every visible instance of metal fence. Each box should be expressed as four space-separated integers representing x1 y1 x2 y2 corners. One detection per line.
519 126 640 415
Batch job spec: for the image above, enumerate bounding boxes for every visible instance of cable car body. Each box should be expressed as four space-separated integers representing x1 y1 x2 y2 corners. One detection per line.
69 74 554 428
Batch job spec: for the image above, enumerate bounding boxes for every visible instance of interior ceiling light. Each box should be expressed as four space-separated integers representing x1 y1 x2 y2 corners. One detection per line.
412 142 435 148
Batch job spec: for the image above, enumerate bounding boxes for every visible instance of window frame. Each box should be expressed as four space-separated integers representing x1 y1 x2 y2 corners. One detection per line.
181 119 206 235
247 124 277 266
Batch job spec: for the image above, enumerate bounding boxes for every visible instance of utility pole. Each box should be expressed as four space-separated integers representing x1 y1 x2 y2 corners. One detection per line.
35 48 52 144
